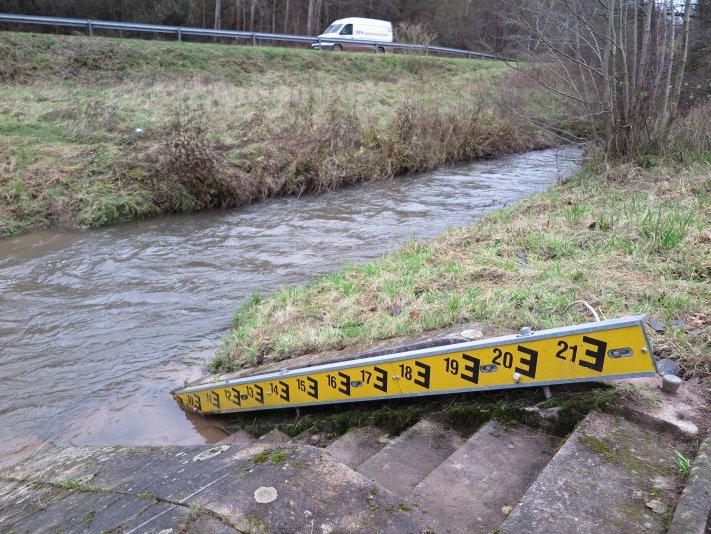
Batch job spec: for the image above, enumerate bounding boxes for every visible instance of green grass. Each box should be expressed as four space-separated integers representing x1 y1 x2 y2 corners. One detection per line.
250 449 289 464
675 451 692 478
0 31 502 85
215 161 711 376
0 31 560 237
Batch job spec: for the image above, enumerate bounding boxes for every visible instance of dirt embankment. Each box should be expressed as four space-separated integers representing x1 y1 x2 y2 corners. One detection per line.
0 31 560 237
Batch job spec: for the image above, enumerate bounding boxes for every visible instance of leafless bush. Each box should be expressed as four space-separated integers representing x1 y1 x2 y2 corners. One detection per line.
153 109 249 210
668 101 711 160
505 0 695 160
396 23 438 47
142 88 551 217
395 22 439 75
245 94 549 198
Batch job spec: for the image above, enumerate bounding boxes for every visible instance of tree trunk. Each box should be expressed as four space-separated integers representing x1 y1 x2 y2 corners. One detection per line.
214 0 222 29
234 0 241 30
602 0 615 154
660 0 675 123
284 0 290 33
666 0 693 129
307 0 314 35
250 0 257 31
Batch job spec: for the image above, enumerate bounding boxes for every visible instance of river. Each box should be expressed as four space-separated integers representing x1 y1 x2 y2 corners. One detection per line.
0 147 580 466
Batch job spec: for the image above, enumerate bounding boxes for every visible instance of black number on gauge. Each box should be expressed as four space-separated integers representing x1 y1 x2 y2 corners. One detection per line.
444 357 459 375
443 354 480 384
492 348 514 369
297 376 319 399
555 336 607 373
327 372 352 396
399 361 431 389
491 346 538 379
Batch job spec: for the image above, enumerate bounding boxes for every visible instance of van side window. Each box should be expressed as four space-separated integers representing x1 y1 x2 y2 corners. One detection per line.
340 24 353 36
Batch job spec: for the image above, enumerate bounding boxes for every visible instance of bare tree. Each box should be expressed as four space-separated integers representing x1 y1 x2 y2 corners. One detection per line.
214 0 222 29
249 0 257 31
306 0 315 35
507 0 695 159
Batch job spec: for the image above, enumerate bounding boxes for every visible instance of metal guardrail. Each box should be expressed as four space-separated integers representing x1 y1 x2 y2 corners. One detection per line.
0 12 502 60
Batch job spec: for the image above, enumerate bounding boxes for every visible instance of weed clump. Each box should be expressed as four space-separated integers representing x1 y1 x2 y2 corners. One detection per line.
152 113 245 212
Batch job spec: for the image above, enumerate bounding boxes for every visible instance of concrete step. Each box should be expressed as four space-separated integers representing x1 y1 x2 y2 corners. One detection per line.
501 411 681 534
409 421 558 533
326 426 390 469
218 429 256 445
0 442 445 533
257 428 290 444
357 419 463 496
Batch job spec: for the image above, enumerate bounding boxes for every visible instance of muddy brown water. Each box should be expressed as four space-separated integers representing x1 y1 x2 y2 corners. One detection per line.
0 148 580 466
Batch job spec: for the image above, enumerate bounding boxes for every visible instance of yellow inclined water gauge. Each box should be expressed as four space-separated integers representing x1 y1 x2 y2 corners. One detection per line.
173 315 657 415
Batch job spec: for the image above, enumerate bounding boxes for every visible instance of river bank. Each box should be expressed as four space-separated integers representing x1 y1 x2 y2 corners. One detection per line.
214 159 711 380
0 31 559 237
0 148 574 468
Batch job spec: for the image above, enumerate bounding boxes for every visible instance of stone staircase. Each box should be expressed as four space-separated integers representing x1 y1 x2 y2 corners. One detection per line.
196 402 702 533
1 380 708 533
257 378 705 534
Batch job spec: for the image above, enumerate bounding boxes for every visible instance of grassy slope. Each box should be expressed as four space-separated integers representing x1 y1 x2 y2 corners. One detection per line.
215 160 711 377
0 32 556 236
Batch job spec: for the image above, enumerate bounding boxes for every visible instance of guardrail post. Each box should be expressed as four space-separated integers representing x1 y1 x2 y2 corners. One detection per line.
318 37 322 51
252 33 256 46
87 19 93 36
177 28 182 41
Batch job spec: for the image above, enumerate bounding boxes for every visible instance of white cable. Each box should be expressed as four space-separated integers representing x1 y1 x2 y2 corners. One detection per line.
563 300 601 322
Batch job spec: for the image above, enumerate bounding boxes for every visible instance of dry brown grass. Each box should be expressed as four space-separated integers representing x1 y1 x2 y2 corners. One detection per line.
0 92 552 236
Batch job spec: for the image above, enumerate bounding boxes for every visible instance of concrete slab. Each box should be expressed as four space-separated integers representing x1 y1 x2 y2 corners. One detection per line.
3 445 120 484
119 499 191 533
218 430 256 445
615 376 708 438
501 411 680 534
0 442 442 533
182 513 243 533
288 430 313 445
258 428 290 444
409 421 558 533
193 444 442 533
326 426 390 469
0 479 68 529
357 419 462 497
0 484 160 534
2 444 252 501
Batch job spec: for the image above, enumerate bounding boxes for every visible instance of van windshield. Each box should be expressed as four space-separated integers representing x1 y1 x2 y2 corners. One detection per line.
323 24 342 34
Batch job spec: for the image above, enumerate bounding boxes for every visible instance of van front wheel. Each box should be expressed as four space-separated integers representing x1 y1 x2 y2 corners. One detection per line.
333 44 343 52
377 46 385 54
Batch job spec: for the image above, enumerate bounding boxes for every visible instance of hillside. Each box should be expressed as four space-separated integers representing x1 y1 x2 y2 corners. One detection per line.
0 32 557 236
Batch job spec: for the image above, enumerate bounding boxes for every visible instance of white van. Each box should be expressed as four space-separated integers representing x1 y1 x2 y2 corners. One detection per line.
311 18 393 52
